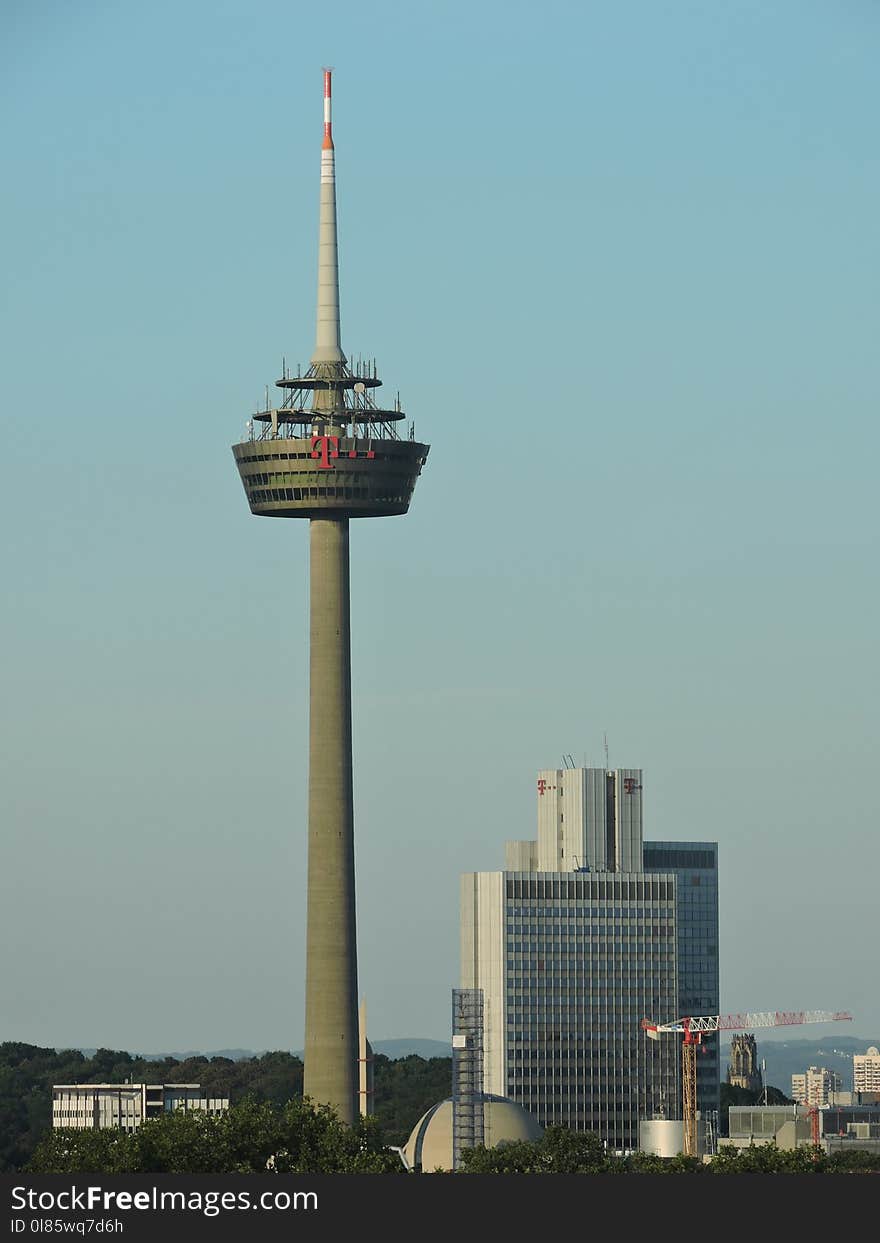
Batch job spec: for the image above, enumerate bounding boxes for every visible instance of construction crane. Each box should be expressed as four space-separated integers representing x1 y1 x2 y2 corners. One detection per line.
641 1009 853 1158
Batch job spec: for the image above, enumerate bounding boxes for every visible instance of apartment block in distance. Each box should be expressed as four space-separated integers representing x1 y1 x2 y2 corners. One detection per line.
854 1047 880 1094
461 765 720 1152
52 1084 228 1131
791 1066 842 1107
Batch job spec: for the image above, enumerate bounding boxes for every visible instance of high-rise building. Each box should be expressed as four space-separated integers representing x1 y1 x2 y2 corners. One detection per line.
791 1066 842 1106
461 765 720 1151
854 1047 880 1094
232 72 429 1124
643 840 720 1121
726 1032 762 1093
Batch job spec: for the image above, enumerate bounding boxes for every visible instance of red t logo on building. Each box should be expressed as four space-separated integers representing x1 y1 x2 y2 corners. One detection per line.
623 777 642 794
310 434 339 469
537 779 548 796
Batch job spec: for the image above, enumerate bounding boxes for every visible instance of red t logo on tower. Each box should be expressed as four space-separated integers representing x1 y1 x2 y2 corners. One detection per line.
311 434 339 468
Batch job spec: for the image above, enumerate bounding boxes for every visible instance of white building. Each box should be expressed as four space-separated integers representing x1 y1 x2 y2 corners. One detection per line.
854 1047 880 1094
791 1066 841 1106
52 1084 228 1131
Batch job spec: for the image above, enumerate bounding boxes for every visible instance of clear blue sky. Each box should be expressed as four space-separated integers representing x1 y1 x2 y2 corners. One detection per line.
2 0 877 1053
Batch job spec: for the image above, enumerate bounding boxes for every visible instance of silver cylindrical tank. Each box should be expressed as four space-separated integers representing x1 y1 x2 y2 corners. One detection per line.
640 1118 707 1157
640 1119 684 1157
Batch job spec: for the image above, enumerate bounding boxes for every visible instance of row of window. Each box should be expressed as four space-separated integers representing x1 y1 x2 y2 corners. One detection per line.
508 903 674 918
506 879 674 900
247 486 408 504
508 906 675 921
54 1110 130 1118
242 463 411 487
507 918 674 930
644 848 716 869
238 448 415 464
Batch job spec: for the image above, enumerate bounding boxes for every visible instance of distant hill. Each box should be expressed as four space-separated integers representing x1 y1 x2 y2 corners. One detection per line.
72 1034 878 1085
372 1038 452 1059
74 1040 453 1062
289 1039 453 1060
75 1049 257 1062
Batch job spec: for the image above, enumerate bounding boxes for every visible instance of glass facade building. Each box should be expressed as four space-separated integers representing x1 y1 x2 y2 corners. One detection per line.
643 841 720 1123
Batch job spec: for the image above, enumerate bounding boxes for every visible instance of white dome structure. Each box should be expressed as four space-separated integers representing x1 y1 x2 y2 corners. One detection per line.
403 1094 543 1172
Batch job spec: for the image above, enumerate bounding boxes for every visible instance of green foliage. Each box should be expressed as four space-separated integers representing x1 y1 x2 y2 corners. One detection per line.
709 1143 825 1173
27 1096 403 1174
825 1148 880 1173
2 1042 450 1171
0 1044 93 1172
619 1150 704 1174
0 1041 305 1172
27 1128 137 1175
370 1054 452 1146
460 1126 612 1173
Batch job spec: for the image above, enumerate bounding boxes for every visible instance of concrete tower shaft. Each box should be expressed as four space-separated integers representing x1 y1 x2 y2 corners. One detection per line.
232 71 429 1126
304 517 357 1118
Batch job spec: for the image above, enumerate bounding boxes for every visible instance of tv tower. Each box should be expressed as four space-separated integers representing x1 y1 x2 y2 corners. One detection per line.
232 71 429 1124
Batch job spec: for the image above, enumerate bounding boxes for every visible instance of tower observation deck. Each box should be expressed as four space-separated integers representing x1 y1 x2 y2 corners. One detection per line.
232 70 429 1125
233 359 428 519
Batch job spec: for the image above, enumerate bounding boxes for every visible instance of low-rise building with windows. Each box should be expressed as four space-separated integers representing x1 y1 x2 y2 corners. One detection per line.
52 1083 228 1131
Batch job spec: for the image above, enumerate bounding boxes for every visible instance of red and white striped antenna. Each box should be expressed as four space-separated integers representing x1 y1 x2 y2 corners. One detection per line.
322 67 334 150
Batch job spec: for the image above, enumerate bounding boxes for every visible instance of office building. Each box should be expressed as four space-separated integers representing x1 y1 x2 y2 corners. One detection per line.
52 1084 228 1131
461 765 720 1151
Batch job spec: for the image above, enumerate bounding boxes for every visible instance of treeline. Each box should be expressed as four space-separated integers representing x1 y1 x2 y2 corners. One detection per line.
0 1042 452 1172
27 1099 401 1174
460 1126 880 1174
25 1106 880 1174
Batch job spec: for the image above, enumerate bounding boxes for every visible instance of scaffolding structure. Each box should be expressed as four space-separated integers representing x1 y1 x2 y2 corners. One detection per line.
451 988 484 1171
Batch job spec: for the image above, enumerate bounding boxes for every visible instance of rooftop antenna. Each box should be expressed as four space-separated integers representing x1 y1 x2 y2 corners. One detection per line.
603 733 610 771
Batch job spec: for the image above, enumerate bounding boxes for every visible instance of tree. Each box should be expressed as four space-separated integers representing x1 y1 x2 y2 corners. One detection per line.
825 1148 880 1174
370 1054 453 1146
26 1097 404 1175
460 1126 612 1174
27 1128 137 1175
620 1150 703 1174
709 1142 826 1174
